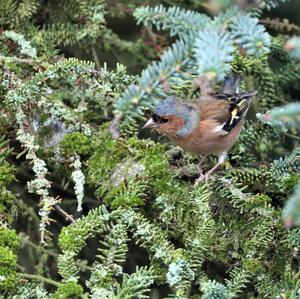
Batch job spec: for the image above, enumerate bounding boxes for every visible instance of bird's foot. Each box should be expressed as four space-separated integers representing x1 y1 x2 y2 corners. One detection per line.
195 161 222 185
197 165 204 175
197 156 207 174
194 172 213 185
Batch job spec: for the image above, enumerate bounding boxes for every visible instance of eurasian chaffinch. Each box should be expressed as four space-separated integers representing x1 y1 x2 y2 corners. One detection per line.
143 77 257 182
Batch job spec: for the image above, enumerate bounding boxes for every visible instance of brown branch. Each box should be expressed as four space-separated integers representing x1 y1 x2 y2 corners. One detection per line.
109 117 121 140
19 272 61 287
54 203 75 223
260 18 300 34
0 55 39 64
91 46 101 69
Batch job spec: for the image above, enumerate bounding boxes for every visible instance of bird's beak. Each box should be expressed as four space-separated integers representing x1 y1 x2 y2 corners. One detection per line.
143 118 156 129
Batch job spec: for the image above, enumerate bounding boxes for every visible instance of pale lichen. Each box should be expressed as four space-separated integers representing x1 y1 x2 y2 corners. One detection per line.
70 156 85 212
16 110 59 244
3 31 37 58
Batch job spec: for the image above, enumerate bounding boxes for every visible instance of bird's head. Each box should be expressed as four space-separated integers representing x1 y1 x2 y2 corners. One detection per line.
143 96 199 138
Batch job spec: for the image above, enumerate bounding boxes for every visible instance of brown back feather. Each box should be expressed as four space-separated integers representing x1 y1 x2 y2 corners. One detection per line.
195 96 230 124
195 91 256 133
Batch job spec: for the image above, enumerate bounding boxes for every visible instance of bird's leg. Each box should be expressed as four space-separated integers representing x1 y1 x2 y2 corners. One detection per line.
195 152 227 184
201 162 222 180
197 155 207 174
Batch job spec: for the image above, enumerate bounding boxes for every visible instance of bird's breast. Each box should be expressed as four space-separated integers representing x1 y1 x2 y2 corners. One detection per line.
170 119 243 155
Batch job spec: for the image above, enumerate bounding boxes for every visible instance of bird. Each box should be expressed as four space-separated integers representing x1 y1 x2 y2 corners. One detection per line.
143 77 257 182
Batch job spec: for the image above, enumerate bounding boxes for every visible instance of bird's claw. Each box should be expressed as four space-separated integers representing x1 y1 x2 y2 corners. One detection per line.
194 173 212 185
197 165 204 175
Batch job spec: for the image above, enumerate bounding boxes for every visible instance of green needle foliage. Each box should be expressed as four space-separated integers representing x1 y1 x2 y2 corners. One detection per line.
1 0 300 298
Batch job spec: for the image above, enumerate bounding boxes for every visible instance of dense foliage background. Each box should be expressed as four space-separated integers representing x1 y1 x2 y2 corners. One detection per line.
1 0 300 298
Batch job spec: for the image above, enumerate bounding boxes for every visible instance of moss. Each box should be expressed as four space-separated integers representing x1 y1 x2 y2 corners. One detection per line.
0 246 17 290
87 124 180 207
0 228 20 252
282 173 300 193
0 188 16 223
87 125 143 193
58 225 87 254
250 194 272 208
87 128 127 196
59 132 94 157
0 154 16 223
53 281 83 299
0 120 10 136
105 178 146 208
243 258 262 274
253 194 272 203
0 162 15 187
142 143 178 195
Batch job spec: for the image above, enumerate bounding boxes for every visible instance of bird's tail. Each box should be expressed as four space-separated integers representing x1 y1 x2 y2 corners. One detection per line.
221 76 241 94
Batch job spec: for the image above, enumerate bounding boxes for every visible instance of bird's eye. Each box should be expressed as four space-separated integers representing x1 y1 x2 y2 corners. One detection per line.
160 118 169 123
152 113 160 122
151 113 169 124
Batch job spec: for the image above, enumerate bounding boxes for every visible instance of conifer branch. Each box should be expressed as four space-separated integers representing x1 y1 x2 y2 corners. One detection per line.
19 272 61 287
134 5 210 37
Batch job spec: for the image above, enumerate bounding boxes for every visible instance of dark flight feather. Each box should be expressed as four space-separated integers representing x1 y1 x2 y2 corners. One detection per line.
214 91 257 132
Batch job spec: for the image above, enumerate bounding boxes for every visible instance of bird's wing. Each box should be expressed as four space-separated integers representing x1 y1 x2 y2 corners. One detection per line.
196 91 256 134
